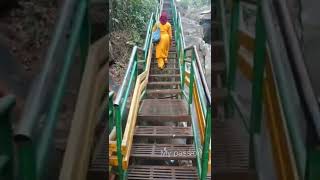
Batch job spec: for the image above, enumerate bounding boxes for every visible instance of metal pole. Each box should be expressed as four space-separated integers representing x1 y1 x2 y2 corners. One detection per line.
249 1 266 169
226 0 240 116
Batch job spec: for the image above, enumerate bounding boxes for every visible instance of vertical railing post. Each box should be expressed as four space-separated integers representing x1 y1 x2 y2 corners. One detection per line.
16 140 36 180
108 92 114 133
0 95 16 180
307 149 320 180
188 50 195 114
134 51 138 76
115 105 124 180
182 49 186 90
226 0 240 116
79 0 90 75
249 1 266 169
200 105 211 180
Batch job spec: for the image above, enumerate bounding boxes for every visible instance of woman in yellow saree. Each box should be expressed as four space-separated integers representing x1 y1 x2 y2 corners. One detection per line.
153 12 172 70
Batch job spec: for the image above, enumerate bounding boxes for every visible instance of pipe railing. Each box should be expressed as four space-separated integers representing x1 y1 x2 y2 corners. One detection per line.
0 95 16 180
108 91 114 133
12 0 90 179
171 0 211 178
224 0 320 179
109 2 162 179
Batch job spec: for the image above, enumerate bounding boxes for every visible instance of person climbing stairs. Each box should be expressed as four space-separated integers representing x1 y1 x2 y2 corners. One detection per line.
126 2 210 179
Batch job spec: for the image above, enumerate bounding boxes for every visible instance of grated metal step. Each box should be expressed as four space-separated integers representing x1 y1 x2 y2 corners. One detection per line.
147 81 180 89
149 74 180 78
128 165 210 180
131 143 196 160
138 99 190 122
213 118 250 173
150 67 180 74
134 126 193 138
146 89 181 99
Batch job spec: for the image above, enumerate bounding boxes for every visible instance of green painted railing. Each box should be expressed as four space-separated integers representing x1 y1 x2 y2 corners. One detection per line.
222 0 320 179
112 2 162 178
108 91 114 133
113 45 138 179
0 0 92 179
170 0 211 179
0 95 16 180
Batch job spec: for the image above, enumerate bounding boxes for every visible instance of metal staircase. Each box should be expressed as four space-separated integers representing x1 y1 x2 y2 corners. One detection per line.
108 0 211 179
127 2 209 179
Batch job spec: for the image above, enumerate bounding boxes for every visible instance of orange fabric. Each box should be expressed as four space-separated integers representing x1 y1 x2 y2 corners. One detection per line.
157 58 165 69
153 22 172 69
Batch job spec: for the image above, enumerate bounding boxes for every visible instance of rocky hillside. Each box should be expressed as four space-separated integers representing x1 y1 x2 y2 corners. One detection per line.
177 3 212 90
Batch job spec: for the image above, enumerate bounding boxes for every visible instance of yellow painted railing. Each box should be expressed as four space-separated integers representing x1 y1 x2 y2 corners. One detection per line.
108 42 153 169
185 68 211 173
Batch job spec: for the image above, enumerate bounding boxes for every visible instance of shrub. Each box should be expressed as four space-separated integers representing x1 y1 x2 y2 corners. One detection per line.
110 0 158 46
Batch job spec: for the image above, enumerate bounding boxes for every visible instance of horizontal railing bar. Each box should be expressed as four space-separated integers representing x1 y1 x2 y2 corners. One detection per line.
193 62 207 115
35 1 87 176
261 1 306 176
14 0 80 139
274 0 320 139
120 62 137 117
194 46 211 105
185 45 193 51
114 46 137 105
143 13 154 51
178 12 186 48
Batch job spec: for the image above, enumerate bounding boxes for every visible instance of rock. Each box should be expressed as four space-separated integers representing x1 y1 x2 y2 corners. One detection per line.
177 3 212 91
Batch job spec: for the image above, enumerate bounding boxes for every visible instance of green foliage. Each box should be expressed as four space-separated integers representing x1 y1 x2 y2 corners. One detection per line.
111 0 157 46
178 0 210 9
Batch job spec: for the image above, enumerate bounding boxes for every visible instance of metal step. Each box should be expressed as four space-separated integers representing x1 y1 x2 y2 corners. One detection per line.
148 81 180 85
150 62 179 69
149 74 180 82
213 170 257 180
146 89 181 99
150 67 180 74
213 118 250 175
145 89 181 99
87 132 108 179
150 58 178 64
147 81 180 89
134 126 193 139
131 143 196 160
138 99 190 122
149 74 179 78
128 165 210 180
